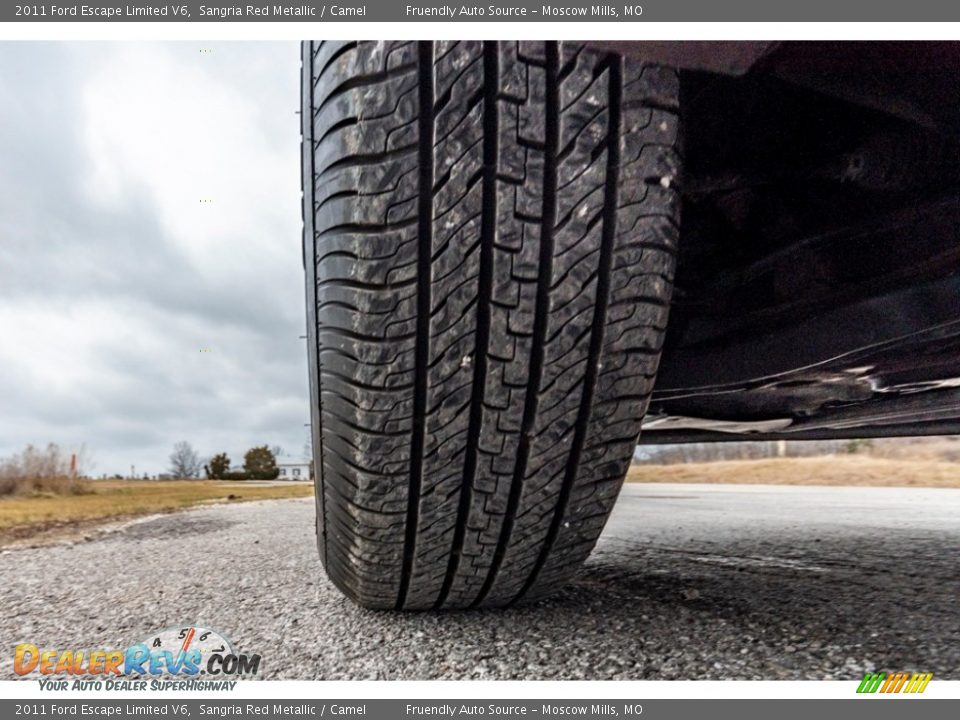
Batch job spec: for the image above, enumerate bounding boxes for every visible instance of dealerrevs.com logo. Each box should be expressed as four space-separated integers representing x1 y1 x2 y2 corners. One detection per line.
14 625 260 691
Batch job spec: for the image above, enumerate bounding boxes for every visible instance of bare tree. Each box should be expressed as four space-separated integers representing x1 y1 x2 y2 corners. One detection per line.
169 441 202 479
0 442 86 496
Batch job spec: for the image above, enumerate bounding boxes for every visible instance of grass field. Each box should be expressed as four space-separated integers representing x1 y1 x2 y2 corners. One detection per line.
4 455 956 545
0 479 313 544
628 455 960 488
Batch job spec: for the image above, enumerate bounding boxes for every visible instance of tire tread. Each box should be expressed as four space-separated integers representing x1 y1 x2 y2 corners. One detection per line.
302 41 680 609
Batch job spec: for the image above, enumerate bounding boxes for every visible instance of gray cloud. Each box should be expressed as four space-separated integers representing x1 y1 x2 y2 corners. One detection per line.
0 42 310 474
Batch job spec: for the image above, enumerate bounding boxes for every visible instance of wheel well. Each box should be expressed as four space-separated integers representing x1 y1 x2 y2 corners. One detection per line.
636 43 960 440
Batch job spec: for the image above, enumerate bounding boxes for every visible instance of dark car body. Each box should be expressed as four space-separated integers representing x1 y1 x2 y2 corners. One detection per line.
586 41 960 443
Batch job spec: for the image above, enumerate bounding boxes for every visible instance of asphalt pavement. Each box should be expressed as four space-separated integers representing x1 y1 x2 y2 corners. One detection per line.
1 483 957 680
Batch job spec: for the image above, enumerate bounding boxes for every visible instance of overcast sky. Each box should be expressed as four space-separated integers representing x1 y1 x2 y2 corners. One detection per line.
0 42 308 475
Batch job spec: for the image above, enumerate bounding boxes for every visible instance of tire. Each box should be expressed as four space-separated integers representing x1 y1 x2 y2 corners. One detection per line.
301 41 680 610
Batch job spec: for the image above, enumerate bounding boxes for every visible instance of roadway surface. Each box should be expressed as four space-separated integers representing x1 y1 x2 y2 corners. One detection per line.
1 484 957 679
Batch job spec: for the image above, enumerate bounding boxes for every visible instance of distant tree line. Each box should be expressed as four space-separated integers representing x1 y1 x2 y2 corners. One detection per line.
167 442 280 480
203 445 279 480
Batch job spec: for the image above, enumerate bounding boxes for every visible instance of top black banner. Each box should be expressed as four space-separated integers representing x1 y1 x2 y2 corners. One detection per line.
6 0 960 22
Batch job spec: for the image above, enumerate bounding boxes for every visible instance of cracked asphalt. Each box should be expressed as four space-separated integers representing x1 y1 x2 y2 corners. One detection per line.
1 483 957 680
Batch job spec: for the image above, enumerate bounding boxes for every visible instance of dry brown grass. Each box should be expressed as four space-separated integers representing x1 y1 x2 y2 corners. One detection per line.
0 473 90 497
0 443 90 497
866 438 960 463
0 479 313 543
627 455 960 488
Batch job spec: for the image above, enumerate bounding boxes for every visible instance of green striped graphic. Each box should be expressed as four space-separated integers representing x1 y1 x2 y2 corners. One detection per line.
857 672 886 693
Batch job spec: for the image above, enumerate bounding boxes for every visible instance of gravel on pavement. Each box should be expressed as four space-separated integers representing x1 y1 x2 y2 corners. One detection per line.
1 484 957 680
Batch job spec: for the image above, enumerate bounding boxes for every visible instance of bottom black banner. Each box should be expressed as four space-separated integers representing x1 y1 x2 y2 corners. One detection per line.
2 699 957 720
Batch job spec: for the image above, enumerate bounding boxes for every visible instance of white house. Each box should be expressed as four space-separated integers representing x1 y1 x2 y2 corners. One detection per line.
277 460 312 480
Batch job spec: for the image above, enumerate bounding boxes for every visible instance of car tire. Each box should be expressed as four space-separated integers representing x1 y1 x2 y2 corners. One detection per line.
300 40 680 609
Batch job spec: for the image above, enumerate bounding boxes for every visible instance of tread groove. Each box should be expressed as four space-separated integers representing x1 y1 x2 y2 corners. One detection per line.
512 54 623 604
434 42 499 610
471 41 561 608
315 62 418 115
396 41 435 611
